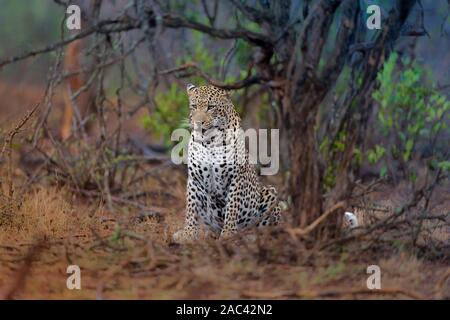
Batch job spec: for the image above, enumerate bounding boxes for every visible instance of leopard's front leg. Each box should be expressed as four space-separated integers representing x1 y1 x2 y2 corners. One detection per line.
172 179 200 244
220 177 243 240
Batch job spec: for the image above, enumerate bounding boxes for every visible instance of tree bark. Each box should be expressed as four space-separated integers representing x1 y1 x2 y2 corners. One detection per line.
283 0 358 229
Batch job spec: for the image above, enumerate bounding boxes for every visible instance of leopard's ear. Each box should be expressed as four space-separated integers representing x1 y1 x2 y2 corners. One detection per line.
186 83 197 93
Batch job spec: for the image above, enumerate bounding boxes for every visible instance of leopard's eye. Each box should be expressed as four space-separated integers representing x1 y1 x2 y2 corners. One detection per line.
207 104 215 111
190 104 197 109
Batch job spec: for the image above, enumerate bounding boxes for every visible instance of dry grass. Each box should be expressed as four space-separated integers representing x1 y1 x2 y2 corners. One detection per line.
0 187 94 242
0 175 448 300
0 82 448 300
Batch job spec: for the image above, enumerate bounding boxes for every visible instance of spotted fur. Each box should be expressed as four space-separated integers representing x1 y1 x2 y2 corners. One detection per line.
172 84 281 243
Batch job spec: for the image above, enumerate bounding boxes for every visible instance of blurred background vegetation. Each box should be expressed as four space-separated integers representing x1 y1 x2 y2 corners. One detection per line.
0 0 449 203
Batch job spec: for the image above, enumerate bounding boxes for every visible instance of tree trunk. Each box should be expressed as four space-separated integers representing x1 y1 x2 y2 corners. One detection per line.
282 0 416 236
288 118 324 228
283 0 354 230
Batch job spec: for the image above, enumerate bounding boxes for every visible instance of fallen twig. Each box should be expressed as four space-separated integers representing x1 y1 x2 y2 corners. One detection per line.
286 201 346 238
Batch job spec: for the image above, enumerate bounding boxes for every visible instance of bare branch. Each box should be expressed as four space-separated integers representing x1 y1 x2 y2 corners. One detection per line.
320 0 360 86
159 63 283 90
228 0 274 24
0 19 139 70
159 13 272 47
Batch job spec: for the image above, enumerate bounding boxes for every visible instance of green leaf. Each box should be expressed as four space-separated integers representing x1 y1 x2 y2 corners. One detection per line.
437 161 450 171
380 166 387 178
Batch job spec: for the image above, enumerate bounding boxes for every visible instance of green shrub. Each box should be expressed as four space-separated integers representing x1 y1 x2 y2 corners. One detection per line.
140 83 189 147
371 53 450 178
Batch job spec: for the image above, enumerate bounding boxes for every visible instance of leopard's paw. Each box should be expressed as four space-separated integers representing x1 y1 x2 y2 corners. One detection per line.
219 229 234 240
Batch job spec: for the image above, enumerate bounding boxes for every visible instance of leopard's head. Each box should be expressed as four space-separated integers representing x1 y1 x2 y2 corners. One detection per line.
186 84 238 141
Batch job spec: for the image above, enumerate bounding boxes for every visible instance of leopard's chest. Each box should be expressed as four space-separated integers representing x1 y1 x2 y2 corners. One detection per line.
188 140 236 197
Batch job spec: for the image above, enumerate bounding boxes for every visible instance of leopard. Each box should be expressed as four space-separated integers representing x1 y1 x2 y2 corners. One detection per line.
172 84 282 243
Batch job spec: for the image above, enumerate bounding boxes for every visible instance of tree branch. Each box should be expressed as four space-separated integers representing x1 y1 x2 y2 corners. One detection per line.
0 19 139 70
158 12 272 48
228 0 275 24
320 0 360 86
159 63 282 90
